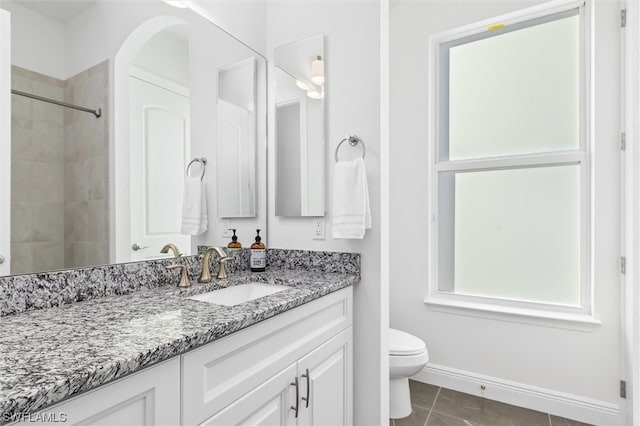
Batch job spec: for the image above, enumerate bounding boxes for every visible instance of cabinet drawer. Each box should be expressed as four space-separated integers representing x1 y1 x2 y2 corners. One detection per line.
182 287 352 426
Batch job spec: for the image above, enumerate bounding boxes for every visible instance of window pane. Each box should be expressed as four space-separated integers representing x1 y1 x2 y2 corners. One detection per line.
445 14 579 160
438 165 581 305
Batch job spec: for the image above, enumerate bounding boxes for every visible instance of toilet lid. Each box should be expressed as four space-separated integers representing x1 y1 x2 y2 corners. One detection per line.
389 328 426 356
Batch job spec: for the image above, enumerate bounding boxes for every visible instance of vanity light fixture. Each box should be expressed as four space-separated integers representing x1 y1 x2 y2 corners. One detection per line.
295 80 310 91
311 55 324 86
307 89 324 100
163 0 188 8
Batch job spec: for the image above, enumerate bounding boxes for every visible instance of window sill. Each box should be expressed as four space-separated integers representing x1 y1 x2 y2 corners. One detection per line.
424 295 601 332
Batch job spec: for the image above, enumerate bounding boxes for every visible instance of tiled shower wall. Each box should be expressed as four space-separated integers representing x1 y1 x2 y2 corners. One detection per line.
63 62 109 269
11 67 65 274
10 62 109 274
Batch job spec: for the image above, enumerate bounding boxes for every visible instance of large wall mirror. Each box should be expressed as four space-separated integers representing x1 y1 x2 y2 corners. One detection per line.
0 0 266 276
274 34 325 217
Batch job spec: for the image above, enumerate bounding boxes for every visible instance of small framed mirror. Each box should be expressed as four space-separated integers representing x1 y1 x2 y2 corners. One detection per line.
274 34 325 217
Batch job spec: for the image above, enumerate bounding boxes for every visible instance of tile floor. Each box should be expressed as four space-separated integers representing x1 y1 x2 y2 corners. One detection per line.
390 380 594 426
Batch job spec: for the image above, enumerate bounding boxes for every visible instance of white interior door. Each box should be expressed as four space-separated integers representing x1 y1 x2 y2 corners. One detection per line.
129 75 190 261
0 9 11 276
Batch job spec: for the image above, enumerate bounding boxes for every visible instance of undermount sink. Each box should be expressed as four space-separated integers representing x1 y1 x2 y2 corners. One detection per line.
188 282 290 306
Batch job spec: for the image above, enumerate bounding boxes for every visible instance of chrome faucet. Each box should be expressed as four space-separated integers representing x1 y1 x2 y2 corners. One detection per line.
160 243 181 258
199 247 230 283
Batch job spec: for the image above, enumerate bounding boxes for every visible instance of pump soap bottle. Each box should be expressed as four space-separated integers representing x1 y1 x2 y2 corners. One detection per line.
227 229 242 253
250 229 266 272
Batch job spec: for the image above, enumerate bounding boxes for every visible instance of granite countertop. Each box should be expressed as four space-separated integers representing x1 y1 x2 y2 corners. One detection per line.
0 268 358 423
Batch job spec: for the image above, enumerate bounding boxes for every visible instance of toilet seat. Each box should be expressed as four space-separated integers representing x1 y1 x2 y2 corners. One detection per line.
389 328 426 356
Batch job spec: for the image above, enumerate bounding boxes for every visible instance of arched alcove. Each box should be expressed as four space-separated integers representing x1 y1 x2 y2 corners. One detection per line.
112 16 189 263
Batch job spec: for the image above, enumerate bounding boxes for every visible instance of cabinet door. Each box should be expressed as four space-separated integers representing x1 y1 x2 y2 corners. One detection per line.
201 364 297 426
297 327 352 426
182 287 352 425
28 358 180 426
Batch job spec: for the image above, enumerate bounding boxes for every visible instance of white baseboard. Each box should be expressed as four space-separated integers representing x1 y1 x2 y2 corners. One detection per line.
413 363 622 426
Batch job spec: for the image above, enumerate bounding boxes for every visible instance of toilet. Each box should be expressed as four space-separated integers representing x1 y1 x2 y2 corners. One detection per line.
389 328 429 419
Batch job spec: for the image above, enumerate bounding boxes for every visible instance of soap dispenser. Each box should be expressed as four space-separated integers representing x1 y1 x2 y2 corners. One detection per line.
250 229 266 272
227 229 242 253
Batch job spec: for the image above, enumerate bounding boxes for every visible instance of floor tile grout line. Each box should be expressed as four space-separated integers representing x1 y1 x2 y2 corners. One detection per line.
548 413 552 426
423 386 442 426
430 386 442 411
423 406 432 426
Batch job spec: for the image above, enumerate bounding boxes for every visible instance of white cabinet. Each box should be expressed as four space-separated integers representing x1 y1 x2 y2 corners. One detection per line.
201 364 297 426
297 329 352 426
26 358 180 426
198 328 352 426
183 287 353 426
22 287 352 426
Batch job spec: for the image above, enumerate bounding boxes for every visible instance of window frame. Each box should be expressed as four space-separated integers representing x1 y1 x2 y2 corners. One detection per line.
425 0 597 326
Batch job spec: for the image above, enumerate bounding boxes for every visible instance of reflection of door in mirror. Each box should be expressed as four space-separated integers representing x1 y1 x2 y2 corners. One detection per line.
126 25 192 261
216 58 257 218
129 74 190 261
274 34 325 217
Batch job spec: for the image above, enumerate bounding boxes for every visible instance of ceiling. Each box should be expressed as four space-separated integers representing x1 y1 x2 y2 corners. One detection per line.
13 1 98 23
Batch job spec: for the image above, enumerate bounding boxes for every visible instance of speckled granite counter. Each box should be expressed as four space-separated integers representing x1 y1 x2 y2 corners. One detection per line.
0 267 358 424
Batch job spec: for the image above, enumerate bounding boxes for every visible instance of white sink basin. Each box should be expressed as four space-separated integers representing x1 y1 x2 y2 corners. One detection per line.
188 282 290 306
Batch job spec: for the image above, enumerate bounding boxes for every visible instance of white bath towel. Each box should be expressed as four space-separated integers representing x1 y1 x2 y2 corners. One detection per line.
332 157 371 239
181 177 208 235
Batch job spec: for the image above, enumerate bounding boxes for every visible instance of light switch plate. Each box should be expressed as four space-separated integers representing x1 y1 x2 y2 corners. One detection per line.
222 220 232 237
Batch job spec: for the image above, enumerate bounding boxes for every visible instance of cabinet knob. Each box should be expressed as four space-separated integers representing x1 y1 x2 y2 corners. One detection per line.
0 255 4 264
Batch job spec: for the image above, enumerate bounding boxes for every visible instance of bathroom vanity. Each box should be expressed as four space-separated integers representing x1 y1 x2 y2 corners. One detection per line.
0 250 359 426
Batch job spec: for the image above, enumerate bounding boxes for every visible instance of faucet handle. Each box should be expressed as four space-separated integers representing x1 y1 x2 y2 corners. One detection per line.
166 264 191 288
217 256 230 280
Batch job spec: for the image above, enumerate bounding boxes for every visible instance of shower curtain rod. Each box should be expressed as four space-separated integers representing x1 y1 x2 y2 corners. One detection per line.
11 89 102 118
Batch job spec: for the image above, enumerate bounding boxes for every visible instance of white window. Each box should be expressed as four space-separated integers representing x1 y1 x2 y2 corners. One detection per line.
427 2 595 322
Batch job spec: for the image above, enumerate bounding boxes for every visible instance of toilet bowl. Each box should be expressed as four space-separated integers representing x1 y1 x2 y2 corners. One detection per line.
389 328 429 419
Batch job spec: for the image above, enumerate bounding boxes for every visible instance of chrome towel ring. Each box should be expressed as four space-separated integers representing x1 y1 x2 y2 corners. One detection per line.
335 135 366 162
186 157 207 181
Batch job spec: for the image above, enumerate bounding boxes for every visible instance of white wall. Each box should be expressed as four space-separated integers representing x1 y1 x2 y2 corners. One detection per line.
218 58 255 109
133 28 190 87
266 1 385 424
390 0 623 424
0 0 65 79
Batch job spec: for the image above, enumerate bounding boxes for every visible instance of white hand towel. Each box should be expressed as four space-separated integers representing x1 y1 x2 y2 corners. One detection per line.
181 177 208 235
332 157 371 239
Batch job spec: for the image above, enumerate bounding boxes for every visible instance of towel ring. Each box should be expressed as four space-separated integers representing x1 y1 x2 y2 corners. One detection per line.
186 157 207 181
335 135 366 162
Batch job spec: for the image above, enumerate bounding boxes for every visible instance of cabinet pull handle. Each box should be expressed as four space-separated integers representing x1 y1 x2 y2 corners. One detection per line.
290 377 299 418
301 368 310 408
